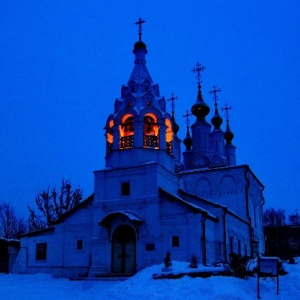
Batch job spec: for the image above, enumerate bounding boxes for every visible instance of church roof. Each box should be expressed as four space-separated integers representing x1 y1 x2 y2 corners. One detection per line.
22 194 95 238
52 193 94 224
179 189 250 225
99 211 143 226
127 57 153 85
112 23 168 115
159 188 218 221
177 164 265 189
22 226 55 238
0 238 20 245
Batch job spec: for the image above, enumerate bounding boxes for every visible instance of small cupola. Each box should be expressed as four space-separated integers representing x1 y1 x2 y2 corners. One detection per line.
191 63 210 121
182 110 192 151
209 85 223 130
224 121 234 145
221 103 234 145
167 93 180 135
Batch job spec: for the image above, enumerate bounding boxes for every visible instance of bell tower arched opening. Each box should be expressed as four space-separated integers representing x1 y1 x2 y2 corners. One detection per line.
119 114 134 149
105 119 114 154
143 113 159 149
165 118 173 154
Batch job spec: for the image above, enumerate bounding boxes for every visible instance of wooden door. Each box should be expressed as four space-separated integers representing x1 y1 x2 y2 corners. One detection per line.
111 225 136 273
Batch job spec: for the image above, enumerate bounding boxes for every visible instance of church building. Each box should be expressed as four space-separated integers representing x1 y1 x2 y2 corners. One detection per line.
12 20 265 278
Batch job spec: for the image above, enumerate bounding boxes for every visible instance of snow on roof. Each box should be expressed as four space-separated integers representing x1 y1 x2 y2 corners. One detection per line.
159 188 218 221
179 189 250 225
0 238 20 243
177 164 264 188
21 226 55 238
99 210 143 226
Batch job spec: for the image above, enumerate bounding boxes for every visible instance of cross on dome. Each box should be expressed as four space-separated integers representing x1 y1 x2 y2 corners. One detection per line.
221 103 233 122
209 85 222 107
134 18 146 41
192 63 206 86
167 93 178 117
182 110 192 127
221 103 234 144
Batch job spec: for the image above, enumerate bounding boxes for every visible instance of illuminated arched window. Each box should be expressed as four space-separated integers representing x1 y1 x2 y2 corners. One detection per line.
165 119 173 155
106 119 114 154
143 113 159 149
119 114 134 149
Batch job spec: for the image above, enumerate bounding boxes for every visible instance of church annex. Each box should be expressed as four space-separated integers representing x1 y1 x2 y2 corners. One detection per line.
12 20 265 278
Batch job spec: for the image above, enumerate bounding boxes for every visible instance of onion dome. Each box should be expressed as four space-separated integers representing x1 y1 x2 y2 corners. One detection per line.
211 108 223 130
173 122 180 135
167 93 179 135
191 86 210 121
224 120 234 144
172 116 180 135
134 41 147 51
183 128 192 150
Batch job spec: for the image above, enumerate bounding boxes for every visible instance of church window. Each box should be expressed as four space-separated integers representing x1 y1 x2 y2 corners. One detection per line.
143 113 159 149
238 239 241 255
121 182 130 196
36 243 47 260
77 240 83 250
172 236 180 248
119 114 134 149
146 243 155 251
165 119 173 155
106 120 114 154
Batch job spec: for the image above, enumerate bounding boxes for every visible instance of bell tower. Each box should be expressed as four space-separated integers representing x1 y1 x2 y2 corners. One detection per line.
104 19 176 172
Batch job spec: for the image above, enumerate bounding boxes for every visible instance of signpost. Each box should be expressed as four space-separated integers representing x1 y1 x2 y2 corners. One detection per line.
257 256 280 299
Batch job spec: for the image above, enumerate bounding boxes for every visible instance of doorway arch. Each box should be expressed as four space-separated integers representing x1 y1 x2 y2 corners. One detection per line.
111 225 136 274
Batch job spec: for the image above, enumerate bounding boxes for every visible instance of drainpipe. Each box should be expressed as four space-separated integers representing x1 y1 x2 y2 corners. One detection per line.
202 213 207 266
223 208 227 262
61 224 65 277
244 167 252 257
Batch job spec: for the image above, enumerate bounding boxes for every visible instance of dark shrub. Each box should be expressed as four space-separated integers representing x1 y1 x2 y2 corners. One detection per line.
228 253 249 279
189 254 198 268
164 251 172 268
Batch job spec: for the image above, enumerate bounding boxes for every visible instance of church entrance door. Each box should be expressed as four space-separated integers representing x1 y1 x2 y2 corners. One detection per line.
111 225 136 274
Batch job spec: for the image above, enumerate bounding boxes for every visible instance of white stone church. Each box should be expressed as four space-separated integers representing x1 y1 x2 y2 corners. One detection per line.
13 22 265 278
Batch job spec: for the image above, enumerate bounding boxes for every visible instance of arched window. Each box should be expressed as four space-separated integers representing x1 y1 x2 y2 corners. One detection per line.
119 114 134 149
165 119 173 155
106 119 114 154
143 113 159 149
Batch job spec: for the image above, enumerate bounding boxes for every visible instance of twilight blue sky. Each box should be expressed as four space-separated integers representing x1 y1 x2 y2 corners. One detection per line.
1 1 299 217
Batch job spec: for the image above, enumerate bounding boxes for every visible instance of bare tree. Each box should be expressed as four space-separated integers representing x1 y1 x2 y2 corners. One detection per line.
263 208 286 227
288 210 300 225
0 203 27 239
28 179 82 231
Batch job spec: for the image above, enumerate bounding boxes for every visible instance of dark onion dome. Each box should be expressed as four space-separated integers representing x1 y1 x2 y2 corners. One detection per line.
172 116 180 134
173 122 180 135
183 130 192 150
191 86 210 121
224 121 234 144
211 111 223 130
133 41 148 52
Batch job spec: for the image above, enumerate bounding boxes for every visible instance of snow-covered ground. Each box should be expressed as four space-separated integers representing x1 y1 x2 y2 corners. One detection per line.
1 260 299 300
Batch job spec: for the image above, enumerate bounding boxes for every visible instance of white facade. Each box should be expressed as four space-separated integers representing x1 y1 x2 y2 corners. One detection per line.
12 27 265 278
